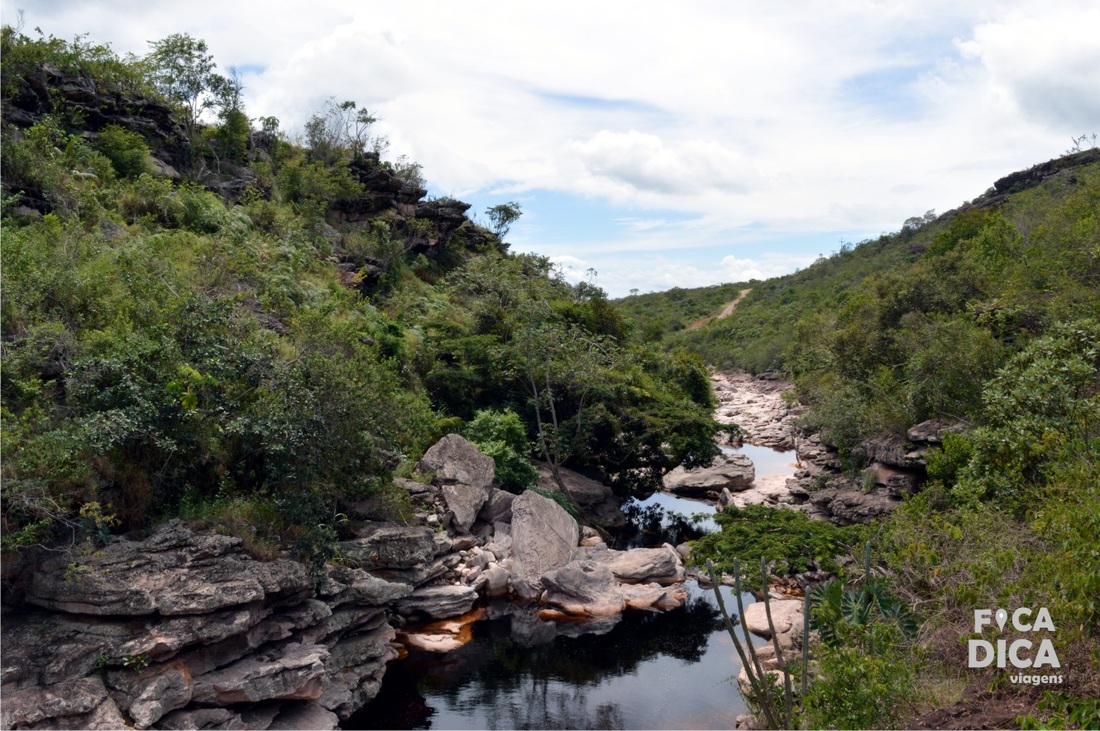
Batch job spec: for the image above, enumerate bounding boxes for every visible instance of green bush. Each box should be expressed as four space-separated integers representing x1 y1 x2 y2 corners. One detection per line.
690 505 863 576
464 408 538 492
94 125 151 178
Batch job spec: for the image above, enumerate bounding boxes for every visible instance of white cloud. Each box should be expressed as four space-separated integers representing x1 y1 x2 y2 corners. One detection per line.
5 0 1094 292
570 130 753 197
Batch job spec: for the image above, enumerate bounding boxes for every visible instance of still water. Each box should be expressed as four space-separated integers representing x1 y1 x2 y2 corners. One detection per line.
346 445 797 730
347 582 760 730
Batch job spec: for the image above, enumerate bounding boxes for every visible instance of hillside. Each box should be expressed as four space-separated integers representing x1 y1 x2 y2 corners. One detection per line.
0 27 719 559
618 148 1100 726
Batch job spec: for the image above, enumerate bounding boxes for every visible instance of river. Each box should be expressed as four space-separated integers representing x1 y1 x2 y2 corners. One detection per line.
345 443 799 730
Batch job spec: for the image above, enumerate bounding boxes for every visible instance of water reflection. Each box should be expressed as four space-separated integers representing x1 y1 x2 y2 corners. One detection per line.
346 583 758 730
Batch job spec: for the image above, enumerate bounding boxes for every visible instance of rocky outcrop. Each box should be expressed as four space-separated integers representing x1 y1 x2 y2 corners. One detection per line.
2 433 699 729
1 521 417 729
394 585 478 621
664 453 755 495
25 522 312 616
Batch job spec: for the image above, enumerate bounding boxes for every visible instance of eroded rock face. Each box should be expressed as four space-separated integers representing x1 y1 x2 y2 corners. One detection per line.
664 453 755 494
25 520 312 616
340 523 438 571
394 585 478 621
1 521 426 728
417 434 494 532
509 491 579 595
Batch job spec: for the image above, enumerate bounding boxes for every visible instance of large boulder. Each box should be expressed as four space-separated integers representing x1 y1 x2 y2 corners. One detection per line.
742 599 804 640
584 544 685 585
509 491 579 596
25 520 312 617
418 434 494 532
540 561 625 616
664 453 755 495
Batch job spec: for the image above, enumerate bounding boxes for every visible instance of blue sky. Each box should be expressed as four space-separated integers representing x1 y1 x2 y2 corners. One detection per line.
5 1 1097 296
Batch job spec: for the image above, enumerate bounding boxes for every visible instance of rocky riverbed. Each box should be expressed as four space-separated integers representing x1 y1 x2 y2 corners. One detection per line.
677 370 952 525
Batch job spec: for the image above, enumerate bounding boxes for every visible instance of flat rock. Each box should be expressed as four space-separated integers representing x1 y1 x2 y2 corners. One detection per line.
585 544 685 585
318 565 412 607
394 584 478 620
341 523 437 570
664 453 755 494
620 582 688 612
540 560 625 616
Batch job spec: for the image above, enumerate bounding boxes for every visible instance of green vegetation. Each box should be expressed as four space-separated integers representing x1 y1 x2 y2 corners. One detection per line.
657 149 1100 725
691 505 863 576
0 27 718 560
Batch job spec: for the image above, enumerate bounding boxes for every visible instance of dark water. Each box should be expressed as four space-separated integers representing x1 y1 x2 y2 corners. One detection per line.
344 445 800 730
346 582 759 730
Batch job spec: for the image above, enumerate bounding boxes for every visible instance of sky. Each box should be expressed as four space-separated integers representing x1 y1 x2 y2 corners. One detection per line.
4 1 1098 296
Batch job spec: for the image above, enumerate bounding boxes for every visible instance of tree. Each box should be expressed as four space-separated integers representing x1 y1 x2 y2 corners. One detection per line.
305 98 378 164
486 201 522 240
211 68 248 162
145 33 219 137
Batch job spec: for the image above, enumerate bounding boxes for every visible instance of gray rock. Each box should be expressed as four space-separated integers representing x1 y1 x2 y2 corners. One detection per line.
341 523 437 570
509 491 579 595
0 676 115 729
477 488 516 524
664 453 755 494
269 702 340 730
317 616 397 718
418 435 494 531
394 584 478 620
809 487 902 524
190 642 329 705
907 418 967 444
481 564 512 597
319 566 412 607
540 560 625 616
536 464 626 529
586 544 685 585
108 661 192 728
25 520 311 617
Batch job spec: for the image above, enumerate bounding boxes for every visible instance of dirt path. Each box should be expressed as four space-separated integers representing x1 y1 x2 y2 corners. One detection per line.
689 288 752 330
